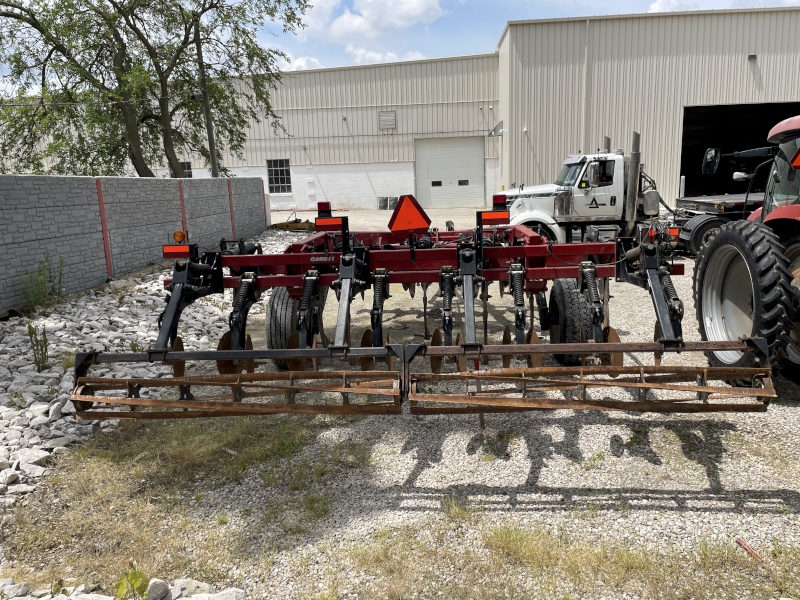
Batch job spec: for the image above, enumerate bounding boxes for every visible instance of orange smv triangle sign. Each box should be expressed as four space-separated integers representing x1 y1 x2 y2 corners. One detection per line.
387 194 432 234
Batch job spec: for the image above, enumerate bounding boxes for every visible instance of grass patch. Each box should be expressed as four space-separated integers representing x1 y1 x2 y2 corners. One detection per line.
61 351 76 370
577 451 605 470
303 493 331 520
483 524 800 598
20 252 64 316
441 493 478 522
332 440 371 468
1 415 323 588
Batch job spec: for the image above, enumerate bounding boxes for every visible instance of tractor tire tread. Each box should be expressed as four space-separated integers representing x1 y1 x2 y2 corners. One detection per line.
266 286 296 370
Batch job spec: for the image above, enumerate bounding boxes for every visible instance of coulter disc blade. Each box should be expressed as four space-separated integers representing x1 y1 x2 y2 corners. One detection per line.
454 333 466 373
525 328 542 369
285 330 306 372
430 329 443 374
601 326 624 372
502 325 513 369
360 329 376 371
216 331 240 375
172 336 186 377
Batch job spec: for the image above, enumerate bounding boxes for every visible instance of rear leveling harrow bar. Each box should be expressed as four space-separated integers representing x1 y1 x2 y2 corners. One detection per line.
71 198 775 420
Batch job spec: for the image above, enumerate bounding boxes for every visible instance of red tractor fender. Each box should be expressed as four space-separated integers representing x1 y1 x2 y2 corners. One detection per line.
747 207 762 221
759 204 800 241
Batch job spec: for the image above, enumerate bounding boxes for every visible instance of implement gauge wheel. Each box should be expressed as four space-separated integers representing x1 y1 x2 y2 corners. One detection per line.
266 286 298 370
548 278 591 365
693 220 794 369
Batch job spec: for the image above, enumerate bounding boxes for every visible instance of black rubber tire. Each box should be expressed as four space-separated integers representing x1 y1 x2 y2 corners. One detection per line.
548 278 591 365
266 286 297 370
689 218 727 256
693 220 794 370
777 233 800 382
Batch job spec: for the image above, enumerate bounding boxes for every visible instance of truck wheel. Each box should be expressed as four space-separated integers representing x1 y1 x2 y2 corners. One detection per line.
548 278 591 365
689 218 727 255
266 286 298 370
778 234 800 382
693 221 793 369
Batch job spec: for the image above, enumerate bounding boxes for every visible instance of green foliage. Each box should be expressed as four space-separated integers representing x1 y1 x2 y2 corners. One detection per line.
115 561 148 600
27 322 49 372
0 0 310 176
21 252 64 315
61 352 76 370
129 341 145 353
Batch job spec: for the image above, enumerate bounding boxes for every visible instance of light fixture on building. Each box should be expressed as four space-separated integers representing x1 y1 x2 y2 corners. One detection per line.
341 115 347 121
301 145 307 150
523 126 528 133
748 54 757 61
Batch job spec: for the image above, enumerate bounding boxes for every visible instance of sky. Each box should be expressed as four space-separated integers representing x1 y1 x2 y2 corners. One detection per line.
263 0 800 70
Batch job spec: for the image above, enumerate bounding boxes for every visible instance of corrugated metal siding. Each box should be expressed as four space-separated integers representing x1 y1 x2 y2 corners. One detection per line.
503 8 800 206
223 54 501 168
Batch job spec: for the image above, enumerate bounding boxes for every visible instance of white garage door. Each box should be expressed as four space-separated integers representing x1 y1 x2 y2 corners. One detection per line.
414 137 485 208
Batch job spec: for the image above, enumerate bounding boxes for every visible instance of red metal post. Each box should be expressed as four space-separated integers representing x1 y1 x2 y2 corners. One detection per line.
227 179 236 239
95 178 114 279
177 180 188 238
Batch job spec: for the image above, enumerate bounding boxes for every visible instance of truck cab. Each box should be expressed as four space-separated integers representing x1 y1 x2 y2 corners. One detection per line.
507 152 628 242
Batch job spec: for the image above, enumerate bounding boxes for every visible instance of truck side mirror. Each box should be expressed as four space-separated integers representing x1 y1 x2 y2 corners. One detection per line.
732 171 749 182
585 162 600 188
701 148 721 175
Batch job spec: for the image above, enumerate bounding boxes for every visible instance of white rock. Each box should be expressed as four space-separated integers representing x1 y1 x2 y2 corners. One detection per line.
171 580 213 596
145 579 170 600
70 595 114 600
1 582 31 598
30 416 49 428
48 404 62 422
43 437 72 449
12 449 50 466
19 463 46 478
7 484 35 494
190 591 244 600
0 470 19 485
28 403 50 417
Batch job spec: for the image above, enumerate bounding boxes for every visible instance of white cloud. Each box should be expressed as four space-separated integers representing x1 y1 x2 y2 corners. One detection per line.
331 0 444 38
344 44 426 65
296 0 342 41
277 51 326 71
648 0 700 11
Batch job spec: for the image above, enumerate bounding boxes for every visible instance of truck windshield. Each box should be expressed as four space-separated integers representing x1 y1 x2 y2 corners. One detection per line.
765 137 800 213
555 161 585 186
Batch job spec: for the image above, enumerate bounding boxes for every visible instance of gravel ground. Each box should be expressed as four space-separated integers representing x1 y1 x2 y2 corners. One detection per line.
2 207 800 598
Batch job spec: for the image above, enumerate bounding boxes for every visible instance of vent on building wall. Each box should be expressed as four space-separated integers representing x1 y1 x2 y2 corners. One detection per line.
170 161 192 178
379 111 396 130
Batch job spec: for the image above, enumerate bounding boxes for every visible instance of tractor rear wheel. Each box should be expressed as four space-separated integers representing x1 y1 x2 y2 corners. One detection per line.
693 220 793 369
548 278 591 365
266 286 298 370
778 233 800 382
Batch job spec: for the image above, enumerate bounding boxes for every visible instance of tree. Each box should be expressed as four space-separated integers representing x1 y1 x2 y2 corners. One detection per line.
0 0 307 176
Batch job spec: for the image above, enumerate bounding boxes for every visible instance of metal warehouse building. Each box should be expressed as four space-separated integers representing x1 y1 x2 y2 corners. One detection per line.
204 7 800 211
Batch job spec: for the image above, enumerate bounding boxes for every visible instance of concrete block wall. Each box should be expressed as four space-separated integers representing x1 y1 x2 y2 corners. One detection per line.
181 179 233 251
100 178 184 277
0 176 109 314
231 178 266 241
1 175 267 314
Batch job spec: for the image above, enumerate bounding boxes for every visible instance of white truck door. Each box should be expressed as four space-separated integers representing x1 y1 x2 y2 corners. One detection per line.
571 157 622 218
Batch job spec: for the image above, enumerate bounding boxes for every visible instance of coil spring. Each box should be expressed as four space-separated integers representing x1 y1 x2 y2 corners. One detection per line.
373 276 385 309
442 273 454 310
661 272 679 302
299 277 316 311
511 268 525 306
234 280 250 312
584 268 601 303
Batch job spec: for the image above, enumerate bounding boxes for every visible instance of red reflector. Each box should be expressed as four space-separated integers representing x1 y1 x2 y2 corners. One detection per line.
668 228 680 238
492 193 507 207
480 210 510 226
163 245 190 258
388 194 432 234
315 217 343 231
791 147 800 169
647 229 655 242
318 201 331 211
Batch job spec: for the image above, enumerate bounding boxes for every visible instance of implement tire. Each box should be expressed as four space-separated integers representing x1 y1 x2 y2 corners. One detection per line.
548 278 591 365
266 286 297 370
778 233 800 382
693 220 794 369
